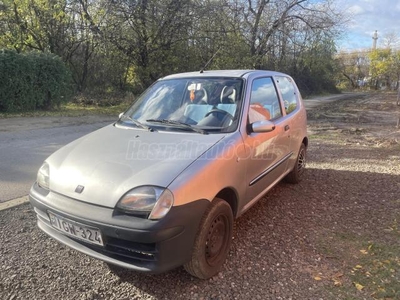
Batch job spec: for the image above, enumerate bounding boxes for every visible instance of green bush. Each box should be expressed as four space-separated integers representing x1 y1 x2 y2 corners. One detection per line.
0 50 72 112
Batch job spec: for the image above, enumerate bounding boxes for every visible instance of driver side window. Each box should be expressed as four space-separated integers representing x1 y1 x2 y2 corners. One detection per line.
249 77 282 123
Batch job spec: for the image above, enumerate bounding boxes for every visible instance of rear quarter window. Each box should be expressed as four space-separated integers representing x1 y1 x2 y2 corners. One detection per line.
275 77 298 114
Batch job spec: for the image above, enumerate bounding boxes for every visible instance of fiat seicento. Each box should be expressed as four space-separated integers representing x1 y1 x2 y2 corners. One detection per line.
30 70 308 279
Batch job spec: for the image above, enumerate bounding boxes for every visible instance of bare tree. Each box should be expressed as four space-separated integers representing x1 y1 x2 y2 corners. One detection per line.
227 0 343 68
383 32 400 49
79 0 193 87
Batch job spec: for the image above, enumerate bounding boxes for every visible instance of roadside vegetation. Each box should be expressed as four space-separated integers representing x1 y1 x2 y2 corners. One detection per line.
0 0 347 114
0 101 129 118
0 50 72 111
336 47 400 91
0 0 399 115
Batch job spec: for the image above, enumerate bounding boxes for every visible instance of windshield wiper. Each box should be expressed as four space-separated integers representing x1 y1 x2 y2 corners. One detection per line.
120 114 152 131
146 119 208 134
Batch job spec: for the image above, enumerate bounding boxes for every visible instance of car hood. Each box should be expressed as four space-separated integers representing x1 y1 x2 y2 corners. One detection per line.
47 124 224 208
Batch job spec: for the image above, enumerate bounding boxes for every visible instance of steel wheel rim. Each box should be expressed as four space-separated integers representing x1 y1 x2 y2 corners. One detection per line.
205 214 229 266
297 148 306 174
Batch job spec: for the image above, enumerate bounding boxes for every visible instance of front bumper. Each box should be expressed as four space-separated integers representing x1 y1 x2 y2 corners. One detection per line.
29 183 209 274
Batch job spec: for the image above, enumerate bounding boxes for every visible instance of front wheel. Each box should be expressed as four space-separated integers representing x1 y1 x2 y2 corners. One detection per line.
285 143 306 184
184 198 233 279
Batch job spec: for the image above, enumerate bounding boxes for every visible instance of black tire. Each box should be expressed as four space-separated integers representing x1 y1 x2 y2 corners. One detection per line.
285 143 306 184
184 198 234 279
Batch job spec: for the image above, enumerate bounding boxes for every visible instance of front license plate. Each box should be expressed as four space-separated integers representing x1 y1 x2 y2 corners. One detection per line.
48 212 104 246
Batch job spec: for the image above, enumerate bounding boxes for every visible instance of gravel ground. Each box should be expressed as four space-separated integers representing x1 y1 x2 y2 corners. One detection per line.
1 93 399 300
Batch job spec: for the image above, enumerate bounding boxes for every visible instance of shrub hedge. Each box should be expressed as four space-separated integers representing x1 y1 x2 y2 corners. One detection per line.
0 50 72 112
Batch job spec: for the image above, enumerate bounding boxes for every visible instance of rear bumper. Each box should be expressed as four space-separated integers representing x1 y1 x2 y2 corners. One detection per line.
29 183 209 274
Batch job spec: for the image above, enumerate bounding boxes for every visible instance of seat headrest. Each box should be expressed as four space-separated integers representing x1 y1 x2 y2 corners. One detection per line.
189 87 208 104
220 86 236 104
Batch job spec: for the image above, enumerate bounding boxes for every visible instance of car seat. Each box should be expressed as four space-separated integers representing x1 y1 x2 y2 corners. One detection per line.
220 86 236 104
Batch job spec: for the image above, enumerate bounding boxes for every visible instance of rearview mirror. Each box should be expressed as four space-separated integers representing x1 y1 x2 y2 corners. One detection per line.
251 120 275 133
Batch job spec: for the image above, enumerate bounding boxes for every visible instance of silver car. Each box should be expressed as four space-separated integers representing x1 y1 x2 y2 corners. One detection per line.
30 70 307 279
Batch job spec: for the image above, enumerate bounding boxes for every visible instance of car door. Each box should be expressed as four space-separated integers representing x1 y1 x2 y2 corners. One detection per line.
275 75 304 165
242 77 293 209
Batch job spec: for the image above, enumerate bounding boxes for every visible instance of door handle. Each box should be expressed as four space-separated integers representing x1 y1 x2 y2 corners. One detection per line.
284 125 290 131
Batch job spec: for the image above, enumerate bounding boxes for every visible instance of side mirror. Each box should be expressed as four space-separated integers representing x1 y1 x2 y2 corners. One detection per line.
251 120 275 133
119 112 123 119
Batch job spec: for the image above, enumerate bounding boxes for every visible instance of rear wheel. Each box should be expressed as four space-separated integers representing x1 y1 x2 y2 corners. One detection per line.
184 198 233 279
285 143 306 184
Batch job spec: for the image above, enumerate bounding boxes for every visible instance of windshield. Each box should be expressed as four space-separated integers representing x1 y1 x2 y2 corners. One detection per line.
119 77 244 133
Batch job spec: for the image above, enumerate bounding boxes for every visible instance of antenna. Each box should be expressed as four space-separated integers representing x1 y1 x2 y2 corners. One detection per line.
200 48 221 73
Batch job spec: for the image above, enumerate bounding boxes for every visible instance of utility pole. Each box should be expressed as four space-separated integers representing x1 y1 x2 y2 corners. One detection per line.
372 30 378 50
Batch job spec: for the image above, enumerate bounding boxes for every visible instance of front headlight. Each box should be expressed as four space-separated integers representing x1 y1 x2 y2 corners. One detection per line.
37 162 50 190
116 186 174 220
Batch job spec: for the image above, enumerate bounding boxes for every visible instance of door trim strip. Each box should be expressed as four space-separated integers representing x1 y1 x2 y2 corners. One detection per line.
249 152 293 186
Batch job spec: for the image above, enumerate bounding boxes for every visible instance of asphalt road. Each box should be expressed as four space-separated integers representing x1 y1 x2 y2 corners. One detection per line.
0 117 115 202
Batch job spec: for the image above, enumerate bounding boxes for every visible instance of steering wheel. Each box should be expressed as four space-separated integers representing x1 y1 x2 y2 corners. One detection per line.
204 108 234 121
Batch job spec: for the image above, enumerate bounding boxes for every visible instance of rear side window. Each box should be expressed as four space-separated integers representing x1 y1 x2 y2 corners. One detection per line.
275 76 298 114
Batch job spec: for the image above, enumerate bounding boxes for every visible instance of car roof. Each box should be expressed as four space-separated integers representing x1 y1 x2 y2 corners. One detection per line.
162 70 288 80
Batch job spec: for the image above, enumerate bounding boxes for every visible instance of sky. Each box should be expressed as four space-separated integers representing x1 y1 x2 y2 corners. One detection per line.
336 0 400 51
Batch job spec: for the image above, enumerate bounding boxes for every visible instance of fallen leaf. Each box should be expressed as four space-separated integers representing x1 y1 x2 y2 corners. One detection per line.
333 279 342 286
314 276 322 281
354 282 364 291
355 265 363 269
360 249 368 254
383 260 391 264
